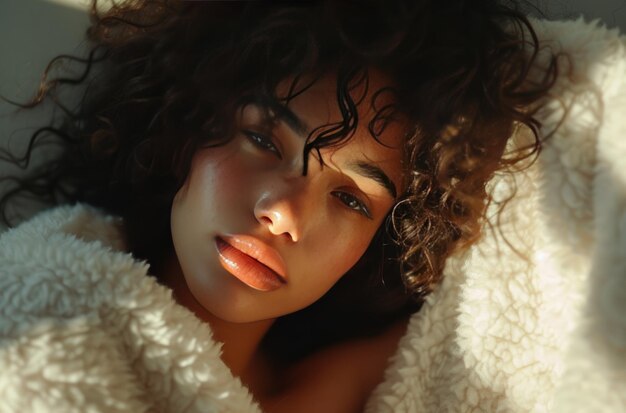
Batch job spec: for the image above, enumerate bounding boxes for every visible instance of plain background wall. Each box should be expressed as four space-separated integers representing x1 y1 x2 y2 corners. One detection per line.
0 0 91 226
0 0 625 228
536 0 626 29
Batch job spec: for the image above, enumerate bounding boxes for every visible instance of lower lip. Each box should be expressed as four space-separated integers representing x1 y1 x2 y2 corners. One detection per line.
215 237 286 292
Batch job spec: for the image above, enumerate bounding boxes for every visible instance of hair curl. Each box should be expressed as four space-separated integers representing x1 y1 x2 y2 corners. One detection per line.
0 0 559 361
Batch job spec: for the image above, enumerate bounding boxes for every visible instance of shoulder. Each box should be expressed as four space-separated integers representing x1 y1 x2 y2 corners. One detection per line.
261 318 409 413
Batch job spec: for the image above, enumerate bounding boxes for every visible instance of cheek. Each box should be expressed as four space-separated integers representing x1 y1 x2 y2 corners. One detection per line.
297 223 376 300
329 232 371 274
170 147 255 282
173 149 249 215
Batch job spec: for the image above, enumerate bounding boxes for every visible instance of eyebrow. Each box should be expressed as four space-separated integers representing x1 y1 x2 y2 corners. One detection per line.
245 95 309 138
348 161 398 199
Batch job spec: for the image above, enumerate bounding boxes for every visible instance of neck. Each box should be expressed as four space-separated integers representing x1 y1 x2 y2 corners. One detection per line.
155 254 275 378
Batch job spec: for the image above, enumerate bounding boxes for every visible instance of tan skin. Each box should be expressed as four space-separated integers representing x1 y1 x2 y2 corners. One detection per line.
157 72 410 412
257 319 409 413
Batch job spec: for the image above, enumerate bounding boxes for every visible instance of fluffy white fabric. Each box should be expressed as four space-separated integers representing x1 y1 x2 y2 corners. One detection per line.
0 204 262 412
366 18 626 413
0 18 624 413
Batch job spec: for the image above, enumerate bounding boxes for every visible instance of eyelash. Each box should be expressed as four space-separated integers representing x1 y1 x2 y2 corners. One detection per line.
332 191 372 219
243 130 282 159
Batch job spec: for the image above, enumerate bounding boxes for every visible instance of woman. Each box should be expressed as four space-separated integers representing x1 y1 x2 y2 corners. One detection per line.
0 0 557 411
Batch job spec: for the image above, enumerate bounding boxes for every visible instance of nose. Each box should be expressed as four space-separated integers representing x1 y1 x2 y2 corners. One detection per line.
254 181 308 243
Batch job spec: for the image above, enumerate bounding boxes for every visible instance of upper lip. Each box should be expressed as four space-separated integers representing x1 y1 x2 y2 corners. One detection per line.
218 234 288 281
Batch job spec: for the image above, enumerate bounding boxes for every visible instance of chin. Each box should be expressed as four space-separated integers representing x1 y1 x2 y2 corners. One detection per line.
209 305 279 324
192 288 280 323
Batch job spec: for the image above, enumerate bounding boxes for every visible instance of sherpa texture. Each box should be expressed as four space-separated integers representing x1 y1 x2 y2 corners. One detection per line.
0 18 624 413
365 18 626 413
0 205 262 413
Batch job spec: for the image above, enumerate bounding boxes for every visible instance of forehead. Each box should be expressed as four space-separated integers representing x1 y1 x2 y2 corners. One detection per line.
274 71 405 185
276 71 405 147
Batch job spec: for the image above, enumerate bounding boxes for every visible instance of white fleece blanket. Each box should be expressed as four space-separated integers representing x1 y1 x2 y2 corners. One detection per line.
0 204 261 413
366 18 626 413
0 19 624 413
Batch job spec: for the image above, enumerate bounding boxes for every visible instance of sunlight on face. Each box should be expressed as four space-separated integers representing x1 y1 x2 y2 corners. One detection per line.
169 71 405 322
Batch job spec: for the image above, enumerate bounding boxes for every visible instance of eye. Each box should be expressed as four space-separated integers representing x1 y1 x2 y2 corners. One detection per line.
332 191 372 219
243 130 281 159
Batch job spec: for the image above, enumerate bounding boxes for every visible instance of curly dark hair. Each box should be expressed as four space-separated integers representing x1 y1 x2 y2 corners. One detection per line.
0 0 558 361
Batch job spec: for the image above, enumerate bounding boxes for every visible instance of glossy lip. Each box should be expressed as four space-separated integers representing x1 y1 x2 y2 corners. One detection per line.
221 235 288 279
215 235 287 291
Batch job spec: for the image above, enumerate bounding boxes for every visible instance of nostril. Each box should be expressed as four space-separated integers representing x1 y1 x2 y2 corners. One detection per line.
258 215 296 242
256 209 298 242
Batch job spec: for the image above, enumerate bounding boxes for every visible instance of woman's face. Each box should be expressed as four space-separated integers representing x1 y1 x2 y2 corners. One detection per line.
170 73 404 322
